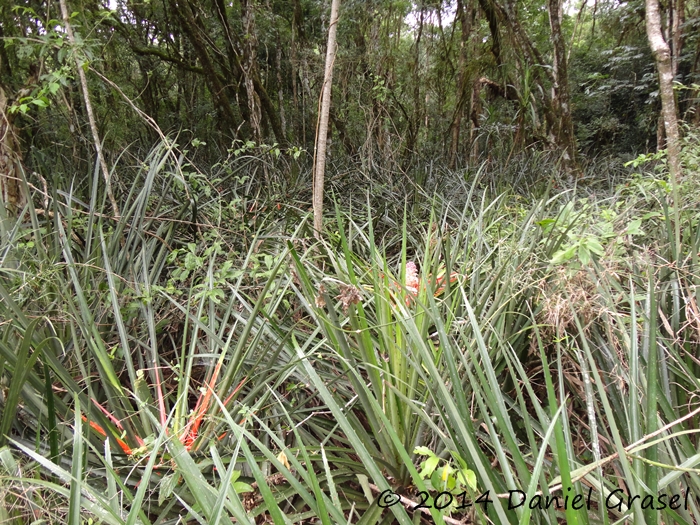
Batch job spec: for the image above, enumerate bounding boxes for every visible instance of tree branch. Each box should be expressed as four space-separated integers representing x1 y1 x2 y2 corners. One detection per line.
59 0 119 218
129 44 205 75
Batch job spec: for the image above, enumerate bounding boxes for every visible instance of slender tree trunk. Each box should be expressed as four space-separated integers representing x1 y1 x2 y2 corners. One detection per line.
657 114 666 149
449 0 473 169
646 0 682 249
671 0 684 77
211 0 253 130
60 0 119 218
647 0 682 172
312 0 340 238
410 7 425 156
547 0 577 175
469 80 481 163
368 17 386 163
276 36 287 139
489 0 575 165
241 0 262 140
291 0 305 142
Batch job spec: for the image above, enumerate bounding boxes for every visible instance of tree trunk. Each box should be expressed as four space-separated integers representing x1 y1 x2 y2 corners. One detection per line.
469 80 482 163
211 0 253 131
646 0 682 178
670 0 684 77
312 0 340 238
449 0 473 169
276 36 287 139
489 0 576 167
477 0 501 64
291 0 305 143
241 0 262 140
646 0 682 248
0 87 26 216
410 7 425 157
547 0 577 175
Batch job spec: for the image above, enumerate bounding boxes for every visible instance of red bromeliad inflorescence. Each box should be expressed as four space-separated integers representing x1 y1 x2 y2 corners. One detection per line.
401 261 459 305
84 371 247 455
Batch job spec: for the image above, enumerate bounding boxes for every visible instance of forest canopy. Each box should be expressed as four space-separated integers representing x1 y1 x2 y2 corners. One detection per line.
2 0 698 180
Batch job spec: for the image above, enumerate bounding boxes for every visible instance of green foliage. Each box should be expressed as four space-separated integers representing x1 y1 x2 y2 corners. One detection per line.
1 0 700 520
5 24 73 116
542 198 649 267
414 446 477 495
624 149 668 168
1 148 700 523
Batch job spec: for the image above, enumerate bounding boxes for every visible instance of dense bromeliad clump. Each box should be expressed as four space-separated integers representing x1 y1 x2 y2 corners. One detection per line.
1 138 699 524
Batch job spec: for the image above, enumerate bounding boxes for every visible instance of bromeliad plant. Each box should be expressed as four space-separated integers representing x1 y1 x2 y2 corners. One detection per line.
0 140 319 522
286 186 643 523
3 137 700 524
290 205 466 491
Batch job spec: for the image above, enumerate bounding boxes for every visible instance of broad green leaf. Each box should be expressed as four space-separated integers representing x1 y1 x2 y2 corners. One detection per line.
551 244 577 264
420 455 440 478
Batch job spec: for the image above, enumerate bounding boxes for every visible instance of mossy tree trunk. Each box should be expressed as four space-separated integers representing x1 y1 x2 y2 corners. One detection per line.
0 87 26 216
547 0 577 175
